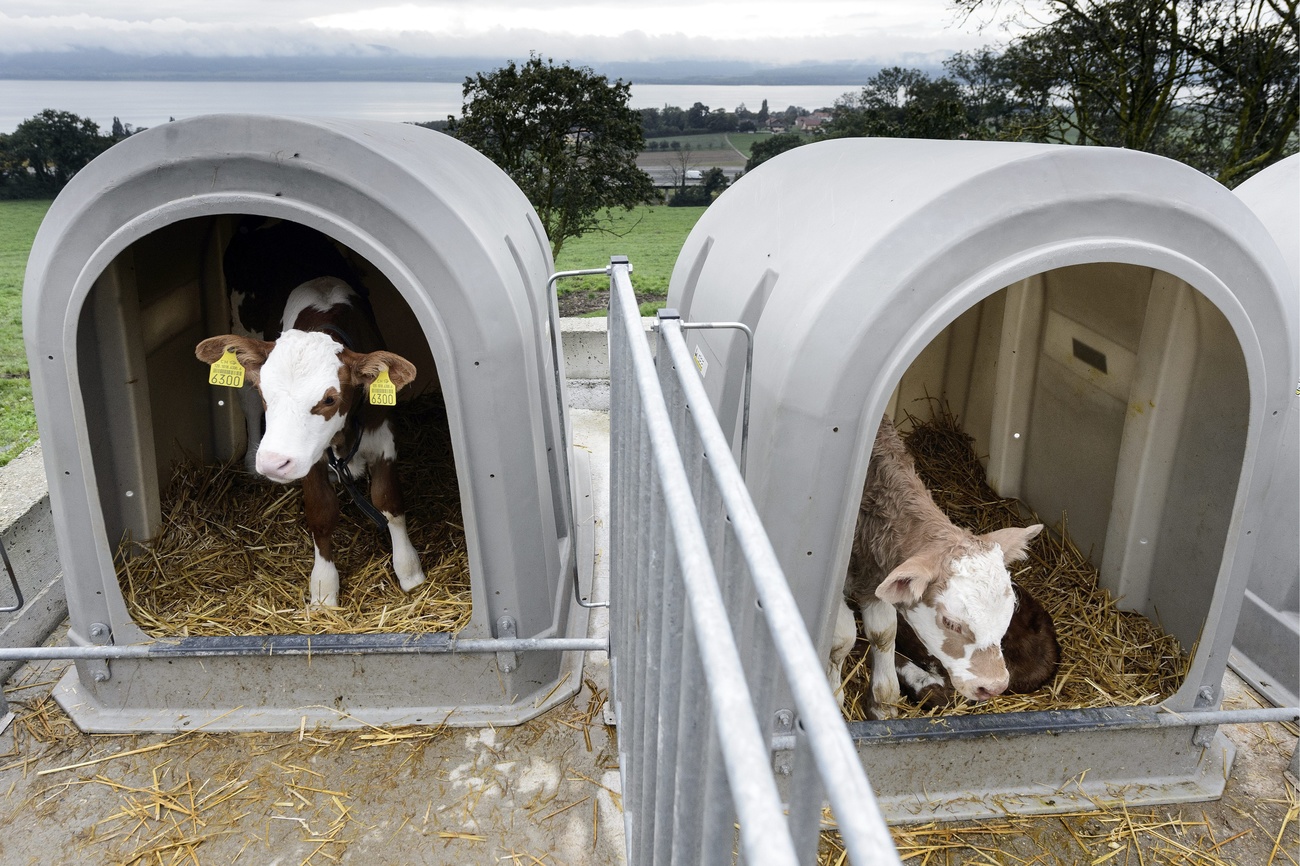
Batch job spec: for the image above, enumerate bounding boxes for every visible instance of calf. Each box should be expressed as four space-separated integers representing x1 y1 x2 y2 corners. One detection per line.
196 277 424 606
222 218 360 472
894 583 1059 708
841 416 1043 718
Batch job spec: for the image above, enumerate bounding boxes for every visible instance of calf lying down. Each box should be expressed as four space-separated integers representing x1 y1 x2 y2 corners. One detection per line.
835 416 1045 719
894 583 1059 708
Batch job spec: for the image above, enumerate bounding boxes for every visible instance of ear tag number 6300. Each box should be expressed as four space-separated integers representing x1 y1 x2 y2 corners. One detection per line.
208 348 245 388
370 369 397 406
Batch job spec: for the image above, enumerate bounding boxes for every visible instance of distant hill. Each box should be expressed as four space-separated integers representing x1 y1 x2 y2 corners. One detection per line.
0 49 948 84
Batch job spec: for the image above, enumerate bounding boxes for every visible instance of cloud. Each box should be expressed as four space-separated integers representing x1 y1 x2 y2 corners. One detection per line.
0 2 1005 62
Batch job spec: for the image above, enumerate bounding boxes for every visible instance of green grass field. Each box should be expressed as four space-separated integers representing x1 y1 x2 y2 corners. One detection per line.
0 199 50 467
553 204 705 297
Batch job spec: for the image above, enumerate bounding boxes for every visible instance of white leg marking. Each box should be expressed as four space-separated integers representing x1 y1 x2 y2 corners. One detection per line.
898 660 946 693
310 545 340 607
860 598 901 718
827 600 857 708
386 514 425 592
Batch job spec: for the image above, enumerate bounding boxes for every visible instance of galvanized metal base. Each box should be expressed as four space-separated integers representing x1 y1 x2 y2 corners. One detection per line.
51 449 595 734
842 708 1236 824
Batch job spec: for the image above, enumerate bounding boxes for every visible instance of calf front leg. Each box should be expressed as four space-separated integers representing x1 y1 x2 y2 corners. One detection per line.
302 462 341 606
827 600 857 709
369 455 426 592
860 597 901 718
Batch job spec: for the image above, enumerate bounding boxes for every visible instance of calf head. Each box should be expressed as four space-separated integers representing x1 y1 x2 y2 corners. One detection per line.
196 332 416 483
876 524 1043 701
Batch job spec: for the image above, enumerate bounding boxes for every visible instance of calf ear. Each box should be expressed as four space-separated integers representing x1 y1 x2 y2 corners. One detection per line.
195 335 273 382
875 554 941 605
349 351 418 392
983 524 1044 564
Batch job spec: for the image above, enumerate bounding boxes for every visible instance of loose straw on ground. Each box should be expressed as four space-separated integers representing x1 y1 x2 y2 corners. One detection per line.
837 408 1190 722
116 395 473 637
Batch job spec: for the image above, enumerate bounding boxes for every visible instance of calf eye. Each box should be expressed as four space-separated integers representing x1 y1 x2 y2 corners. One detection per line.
321 395 336 407
941 616 963 633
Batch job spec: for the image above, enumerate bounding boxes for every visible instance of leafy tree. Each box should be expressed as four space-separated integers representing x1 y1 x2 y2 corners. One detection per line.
670 167 730 207
1 109 107 198
451 55 658 257
744 132 808 172
828 67 971 140
952 0 1297 184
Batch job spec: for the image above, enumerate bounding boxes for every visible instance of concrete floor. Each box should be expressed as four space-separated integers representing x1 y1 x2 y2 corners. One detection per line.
0 406 1294 865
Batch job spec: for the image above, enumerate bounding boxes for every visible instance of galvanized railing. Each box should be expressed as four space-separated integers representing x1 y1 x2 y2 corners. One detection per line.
607 256 901 865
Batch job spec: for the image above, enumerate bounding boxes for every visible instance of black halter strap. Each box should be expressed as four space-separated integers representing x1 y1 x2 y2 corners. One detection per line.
326 394 390 531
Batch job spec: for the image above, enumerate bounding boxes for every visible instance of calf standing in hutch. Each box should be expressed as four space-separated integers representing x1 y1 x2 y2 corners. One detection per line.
832 416 1048 718
196 221 424 607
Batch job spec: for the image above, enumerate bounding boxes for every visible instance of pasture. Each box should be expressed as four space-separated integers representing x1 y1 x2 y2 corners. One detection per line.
554 204 705 311
0 199 49 466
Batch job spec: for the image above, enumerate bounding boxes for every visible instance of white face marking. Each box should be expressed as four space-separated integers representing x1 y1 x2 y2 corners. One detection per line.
254 330 347 482
281 278 357 331
901 547 1014 700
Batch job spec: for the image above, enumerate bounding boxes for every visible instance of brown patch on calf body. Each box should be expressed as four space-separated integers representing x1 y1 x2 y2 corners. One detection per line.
301 461 340 560
368 456 405 517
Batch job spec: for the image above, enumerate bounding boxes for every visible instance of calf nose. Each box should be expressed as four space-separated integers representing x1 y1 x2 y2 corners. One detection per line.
972 680 1009 701
255 450 296 481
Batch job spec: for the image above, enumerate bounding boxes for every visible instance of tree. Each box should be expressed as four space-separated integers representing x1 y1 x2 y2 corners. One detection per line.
1 109 107 198
828 67 971 140
952 0 1297 184
744 132 808 172
670 167 730 207
451 55 658 257
12 110 104 188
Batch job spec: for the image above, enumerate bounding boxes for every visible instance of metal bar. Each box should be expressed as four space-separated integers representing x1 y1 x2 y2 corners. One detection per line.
609 259 798 865
822 705 1300 750
657 316 901 864
788 720 826 862
680 320 754 475
0 534 25 614
0 636 606 661
549 266 617 612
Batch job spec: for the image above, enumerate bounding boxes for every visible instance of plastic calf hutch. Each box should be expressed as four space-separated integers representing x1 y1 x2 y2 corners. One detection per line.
23 115 592 732
667 138 1296 821
1230 154 1300 710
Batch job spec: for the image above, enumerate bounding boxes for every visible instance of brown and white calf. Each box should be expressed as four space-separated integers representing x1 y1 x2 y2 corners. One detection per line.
196 277 424 607
833 416 1043 718
893 583 1059 707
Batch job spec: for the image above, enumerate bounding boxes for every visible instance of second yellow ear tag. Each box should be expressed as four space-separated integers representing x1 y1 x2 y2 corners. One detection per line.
208 348 245 388
369 369 397 406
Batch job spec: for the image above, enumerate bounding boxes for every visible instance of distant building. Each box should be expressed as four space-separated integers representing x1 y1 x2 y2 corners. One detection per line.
794 112 832 132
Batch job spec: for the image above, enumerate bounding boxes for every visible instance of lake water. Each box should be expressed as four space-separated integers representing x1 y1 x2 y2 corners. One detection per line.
0 80 858 134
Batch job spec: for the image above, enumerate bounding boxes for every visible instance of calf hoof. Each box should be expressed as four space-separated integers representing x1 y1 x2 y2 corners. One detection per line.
397 570 426 593
869 702 902 720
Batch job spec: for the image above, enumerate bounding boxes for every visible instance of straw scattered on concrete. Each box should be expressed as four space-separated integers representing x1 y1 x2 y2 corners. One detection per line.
115 395 472 637
838 408 1190 721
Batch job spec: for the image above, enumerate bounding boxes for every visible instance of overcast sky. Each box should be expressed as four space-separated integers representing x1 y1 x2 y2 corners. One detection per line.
0 1 1019 64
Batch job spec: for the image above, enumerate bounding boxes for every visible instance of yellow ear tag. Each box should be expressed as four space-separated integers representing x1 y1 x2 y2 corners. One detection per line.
208 348 246 388
369 369 397 406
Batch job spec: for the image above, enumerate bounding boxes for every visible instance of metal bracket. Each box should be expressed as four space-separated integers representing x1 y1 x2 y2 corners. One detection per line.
85 622 112 684
495 616 519 674
1191 685 1221 747
772 708 795 775
0 533 25 613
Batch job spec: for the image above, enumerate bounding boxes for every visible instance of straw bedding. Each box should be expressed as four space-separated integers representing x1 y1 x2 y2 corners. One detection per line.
116 395 472 637
837 409 1190 721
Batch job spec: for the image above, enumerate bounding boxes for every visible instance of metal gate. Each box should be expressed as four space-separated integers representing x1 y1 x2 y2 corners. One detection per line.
606 257 900 865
